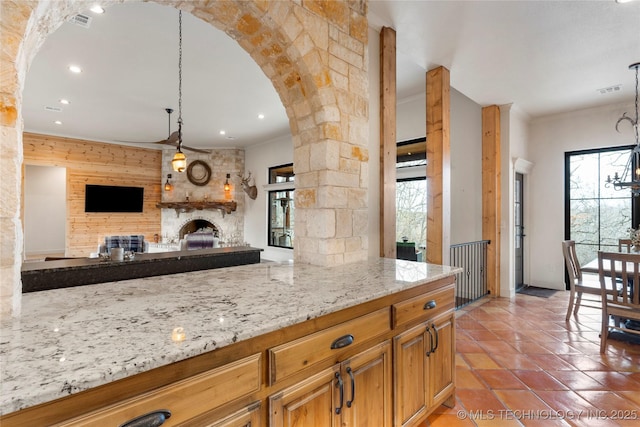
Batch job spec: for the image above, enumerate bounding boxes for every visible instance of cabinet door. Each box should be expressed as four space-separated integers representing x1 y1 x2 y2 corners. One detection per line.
428 313 455 407
341 341 392 427
205 402 261 427
393 323 429 427
269 366 341 427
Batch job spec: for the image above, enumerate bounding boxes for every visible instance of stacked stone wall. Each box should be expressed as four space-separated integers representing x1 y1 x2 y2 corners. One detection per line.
0 0 369 317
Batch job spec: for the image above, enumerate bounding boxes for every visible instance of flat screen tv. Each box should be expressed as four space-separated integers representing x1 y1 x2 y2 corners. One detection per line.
85 184 144 213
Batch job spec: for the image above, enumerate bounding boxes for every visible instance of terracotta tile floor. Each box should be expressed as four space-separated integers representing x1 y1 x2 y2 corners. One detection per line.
424 291 640 427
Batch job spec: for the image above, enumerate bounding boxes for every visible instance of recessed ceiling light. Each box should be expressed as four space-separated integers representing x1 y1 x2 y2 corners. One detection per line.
68 65 82 73
59 99 70 105
54 120 62 125
90 5 105 14
258 114 265 120
219 130 226 135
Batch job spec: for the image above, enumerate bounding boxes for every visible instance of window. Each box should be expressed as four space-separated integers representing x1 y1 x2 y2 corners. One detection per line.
565 145 639 266
268 164 294 249
396 138 427 260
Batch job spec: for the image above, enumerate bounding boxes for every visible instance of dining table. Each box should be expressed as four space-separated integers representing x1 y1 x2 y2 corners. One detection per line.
580 252 640 332
580 251 640 275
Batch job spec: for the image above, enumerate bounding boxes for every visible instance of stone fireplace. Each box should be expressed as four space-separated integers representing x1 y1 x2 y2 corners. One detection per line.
161 209 244 246
160 150 245 246
178 219 219 240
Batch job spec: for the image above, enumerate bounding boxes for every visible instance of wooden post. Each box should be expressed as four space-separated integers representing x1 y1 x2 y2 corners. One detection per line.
426 66 451 265
379 27 397 258
482 105 501 296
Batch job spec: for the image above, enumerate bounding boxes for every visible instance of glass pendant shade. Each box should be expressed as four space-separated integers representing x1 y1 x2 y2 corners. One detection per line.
172 151 186 172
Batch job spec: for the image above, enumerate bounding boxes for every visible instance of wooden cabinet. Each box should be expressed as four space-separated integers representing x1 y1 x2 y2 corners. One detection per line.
393 312 455 427
268 308 391 385
269 340 392 427
205 402 261 427
59 354 261 427
428 314 455 407
2 276 457 427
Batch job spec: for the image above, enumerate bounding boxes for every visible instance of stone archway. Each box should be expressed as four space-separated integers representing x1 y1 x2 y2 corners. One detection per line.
0 0 369 317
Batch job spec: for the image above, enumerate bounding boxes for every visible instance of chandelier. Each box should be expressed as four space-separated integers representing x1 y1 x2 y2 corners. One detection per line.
171 10 187 173
605 62 640 194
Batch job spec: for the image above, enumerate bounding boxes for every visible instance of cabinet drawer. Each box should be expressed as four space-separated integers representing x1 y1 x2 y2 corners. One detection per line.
392 285 454 329
60 354 261 426
268 307 391 384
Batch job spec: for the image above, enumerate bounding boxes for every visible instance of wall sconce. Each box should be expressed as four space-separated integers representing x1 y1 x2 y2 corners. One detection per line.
224 173 231 192
164 174 173 191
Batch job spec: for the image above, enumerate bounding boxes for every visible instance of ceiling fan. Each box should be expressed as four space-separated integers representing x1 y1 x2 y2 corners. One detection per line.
125 108 212 154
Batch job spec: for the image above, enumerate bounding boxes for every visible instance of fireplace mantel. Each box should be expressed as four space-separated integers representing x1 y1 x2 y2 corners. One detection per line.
157 200 237 217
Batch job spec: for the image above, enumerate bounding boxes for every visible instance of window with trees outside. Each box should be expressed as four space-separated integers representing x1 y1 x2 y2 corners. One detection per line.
397 138 427 261
565 145 639 268
268 164 294 249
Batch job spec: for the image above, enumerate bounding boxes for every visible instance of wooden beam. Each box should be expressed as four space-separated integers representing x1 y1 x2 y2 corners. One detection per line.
426 66 451 265
482 105 501 296
379 27 397 258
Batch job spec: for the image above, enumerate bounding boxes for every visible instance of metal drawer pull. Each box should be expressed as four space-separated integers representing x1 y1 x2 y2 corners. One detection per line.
335 372 344 414
331 334 354 349
346 367 355 408
423 300 437 310
432 324 439 352
425 326 433 357
119 410 171 427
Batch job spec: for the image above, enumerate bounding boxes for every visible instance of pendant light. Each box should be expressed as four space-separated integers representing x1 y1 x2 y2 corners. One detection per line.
172 10 187 173
605 62 640 194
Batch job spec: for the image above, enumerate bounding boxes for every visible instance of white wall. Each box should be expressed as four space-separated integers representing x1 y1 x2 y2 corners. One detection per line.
394 88 483 247
528 101 633 289
244 135 294 262
450 88 483 245
500 104 532 297
24 165 66 257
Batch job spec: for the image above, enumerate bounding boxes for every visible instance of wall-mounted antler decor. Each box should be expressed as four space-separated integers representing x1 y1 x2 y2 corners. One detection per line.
239 172 258 200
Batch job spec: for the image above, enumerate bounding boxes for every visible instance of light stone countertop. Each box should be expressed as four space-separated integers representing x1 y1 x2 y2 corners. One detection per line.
0 257 460 415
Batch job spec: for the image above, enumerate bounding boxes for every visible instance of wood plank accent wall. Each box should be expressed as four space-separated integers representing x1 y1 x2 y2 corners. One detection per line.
379 27 397 258
426 67 451 265
481 106 501 296
22 133 162 257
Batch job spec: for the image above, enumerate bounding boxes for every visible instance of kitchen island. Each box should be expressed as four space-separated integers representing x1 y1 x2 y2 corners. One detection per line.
1 258 461 426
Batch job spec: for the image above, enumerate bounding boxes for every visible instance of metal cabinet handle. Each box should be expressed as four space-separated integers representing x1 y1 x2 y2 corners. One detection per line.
119 410 171 427
331 334 354 349
431 323 439 353
425 326 433 357
423 300 437 310
346 366 355 408
335 372 344 414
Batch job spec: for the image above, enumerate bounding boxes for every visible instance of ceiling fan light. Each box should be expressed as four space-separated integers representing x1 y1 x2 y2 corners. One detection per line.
172 151 187 172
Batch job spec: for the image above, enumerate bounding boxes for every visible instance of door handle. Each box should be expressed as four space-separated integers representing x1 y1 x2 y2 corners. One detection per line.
346 366 355 408
331 334 354 350
431 323 439 353
335 371 344 414
425 325 433 357
423 300 437 310
119 410 171 427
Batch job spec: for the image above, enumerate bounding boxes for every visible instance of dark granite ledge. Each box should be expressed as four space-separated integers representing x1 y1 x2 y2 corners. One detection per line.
21 247 262 293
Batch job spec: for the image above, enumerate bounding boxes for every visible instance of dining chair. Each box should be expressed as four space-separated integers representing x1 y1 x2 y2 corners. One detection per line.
618 238 633 253
597 250 640 353
562 240 602 320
